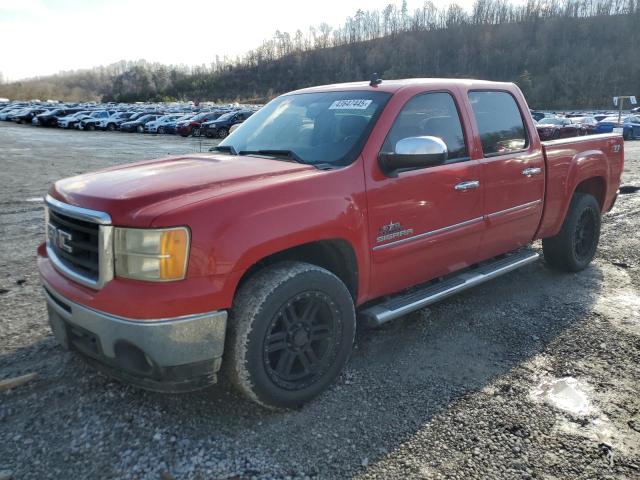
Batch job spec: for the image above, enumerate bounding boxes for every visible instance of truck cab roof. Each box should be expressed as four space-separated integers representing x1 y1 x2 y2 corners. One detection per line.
289 78 518 96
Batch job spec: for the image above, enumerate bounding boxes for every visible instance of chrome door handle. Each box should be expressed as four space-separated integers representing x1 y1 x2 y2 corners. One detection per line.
522 167 542 177
454 180 480 191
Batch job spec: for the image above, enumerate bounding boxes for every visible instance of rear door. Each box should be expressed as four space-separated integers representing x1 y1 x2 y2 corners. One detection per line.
365 90 485 299
465 90 544 259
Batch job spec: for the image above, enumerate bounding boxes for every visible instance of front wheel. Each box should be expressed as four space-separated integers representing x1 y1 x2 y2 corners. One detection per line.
226 262 356 409
106 123 116 131
136 125 144 133
217 127 229 139
543 193 601 272
157 126 165 134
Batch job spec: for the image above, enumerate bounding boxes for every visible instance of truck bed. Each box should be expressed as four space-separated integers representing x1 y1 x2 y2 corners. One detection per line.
536 133 624 239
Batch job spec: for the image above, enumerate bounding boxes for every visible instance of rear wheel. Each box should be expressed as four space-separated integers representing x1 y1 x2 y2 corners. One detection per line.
106 123 116 131
543 193 601 272
226 262 356 409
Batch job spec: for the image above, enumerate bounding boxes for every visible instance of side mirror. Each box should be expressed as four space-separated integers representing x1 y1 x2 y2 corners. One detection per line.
378 136 448 176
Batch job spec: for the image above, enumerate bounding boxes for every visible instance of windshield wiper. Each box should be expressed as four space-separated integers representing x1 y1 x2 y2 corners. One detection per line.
209 145 237 155
238 149 305 164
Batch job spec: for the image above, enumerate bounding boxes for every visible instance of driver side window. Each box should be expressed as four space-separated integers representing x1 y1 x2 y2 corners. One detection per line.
381 92 468 163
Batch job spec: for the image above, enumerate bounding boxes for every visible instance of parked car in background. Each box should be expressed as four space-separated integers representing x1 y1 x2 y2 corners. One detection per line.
120 114 163 133
95 112 134 131
536 117 584 140
594 113 612 122
144 114 184 134
176 111 222 137
202 110 254 138
57 111 92 129
161 114 193 134
0 107 27 121
12 107 49 124
621 115 640 139
570 116 598 135
594 116 626 134
530 110 546 122
36 108 83 127
78 110 116 131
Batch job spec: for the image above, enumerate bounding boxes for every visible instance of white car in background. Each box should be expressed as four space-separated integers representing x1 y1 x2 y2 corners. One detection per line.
95 112 134 131
144 114 185 134
57 111 92 129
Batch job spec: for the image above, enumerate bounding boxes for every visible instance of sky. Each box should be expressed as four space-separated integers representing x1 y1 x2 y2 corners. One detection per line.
0 0 481 81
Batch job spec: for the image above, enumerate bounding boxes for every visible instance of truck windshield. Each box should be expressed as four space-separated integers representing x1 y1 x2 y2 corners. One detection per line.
219 90 391 166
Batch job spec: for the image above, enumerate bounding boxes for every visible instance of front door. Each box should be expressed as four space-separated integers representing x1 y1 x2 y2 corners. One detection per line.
364 90 485 300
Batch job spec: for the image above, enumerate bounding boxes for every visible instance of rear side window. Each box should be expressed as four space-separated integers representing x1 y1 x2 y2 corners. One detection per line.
382 92 468 162
468 91 529 156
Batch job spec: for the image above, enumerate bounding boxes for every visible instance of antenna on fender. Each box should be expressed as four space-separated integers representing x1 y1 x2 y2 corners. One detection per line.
369 73 382 87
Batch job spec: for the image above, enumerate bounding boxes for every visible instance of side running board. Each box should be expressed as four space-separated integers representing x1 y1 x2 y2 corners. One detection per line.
360 249 539 327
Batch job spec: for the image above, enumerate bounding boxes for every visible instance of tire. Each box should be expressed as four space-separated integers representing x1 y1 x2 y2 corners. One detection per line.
106 123 116 132
623 130 630 141
542 193 601 272
86 124 95 131
157 126 165 134
136 125 144 133
226 261 356 409
192 127 201 137
217 127 229 139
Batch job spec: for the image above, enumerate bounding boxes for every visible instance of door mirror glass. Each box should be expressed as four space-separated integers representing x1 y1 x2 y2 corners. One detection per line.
379 136 448 175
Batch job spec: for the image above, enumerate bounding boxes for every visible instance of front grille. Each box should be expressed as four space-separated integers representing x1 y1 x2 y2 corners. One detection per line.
48 209 100 280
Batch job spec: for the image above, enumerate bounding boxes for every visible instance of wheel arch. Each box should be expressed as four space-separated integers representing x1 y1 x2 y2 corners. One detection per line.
573 176 606 210
234 239 359 302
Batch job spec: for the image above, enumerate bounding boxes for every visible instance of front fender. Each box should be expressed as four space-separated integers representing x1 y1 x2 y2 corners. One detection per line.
152 165 369 310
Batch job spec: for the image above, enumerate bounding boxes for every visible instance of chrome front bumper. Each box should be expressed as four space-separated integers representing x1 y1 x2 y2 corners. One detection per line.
44 284 227 392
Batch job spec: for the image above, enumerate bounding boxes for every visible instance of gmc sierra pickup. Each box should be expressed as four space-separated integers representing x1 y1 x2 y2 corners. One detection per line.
38 79 624 409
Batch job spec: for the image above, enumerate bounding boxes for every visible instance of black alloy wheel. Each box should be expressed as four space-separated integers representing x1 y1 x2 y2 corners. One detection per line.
573 208 597 263
263 292 338 391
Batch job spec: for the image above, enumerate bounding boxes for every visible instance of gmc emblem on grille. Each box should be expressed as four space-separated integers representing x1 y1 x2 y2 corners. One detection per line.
48 223 74 253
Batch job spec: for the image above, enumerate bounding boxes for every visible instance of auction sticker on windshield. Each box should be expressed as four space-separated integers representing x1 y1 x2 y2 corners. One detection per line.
329 99 373 110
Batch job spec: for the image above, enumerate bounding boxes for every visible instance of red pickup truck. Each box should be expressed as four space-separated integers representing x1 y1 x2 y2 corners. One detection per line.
38 79 624 409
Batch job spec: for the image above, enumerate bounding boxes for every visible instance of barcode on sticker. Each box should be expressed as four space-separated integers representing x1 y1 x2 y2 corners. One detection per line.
329 99 372 110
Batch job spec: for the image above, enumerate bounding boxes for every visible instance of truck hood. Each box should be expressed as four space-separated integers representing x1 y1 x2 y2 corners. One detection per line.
50 153 317 226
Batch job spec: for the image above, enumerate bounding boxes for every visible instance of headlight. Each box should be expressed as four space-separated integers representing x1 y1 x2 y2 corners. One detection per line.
114 227 190 281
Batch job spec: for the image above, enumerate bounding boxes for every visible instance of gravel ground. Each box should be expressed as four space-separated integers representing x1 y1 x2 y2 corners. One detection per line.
0 121 639 480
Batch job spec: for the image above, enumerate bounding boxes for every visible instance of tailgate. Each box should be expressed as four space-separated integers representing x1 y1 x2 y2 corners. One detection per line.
537 133 624 238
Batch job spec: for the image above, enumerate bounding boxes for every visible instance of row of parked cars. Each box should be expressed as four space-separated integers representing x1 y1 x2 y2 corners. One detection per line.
0 101 261 138
531 109 640 140
1 100 638 141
